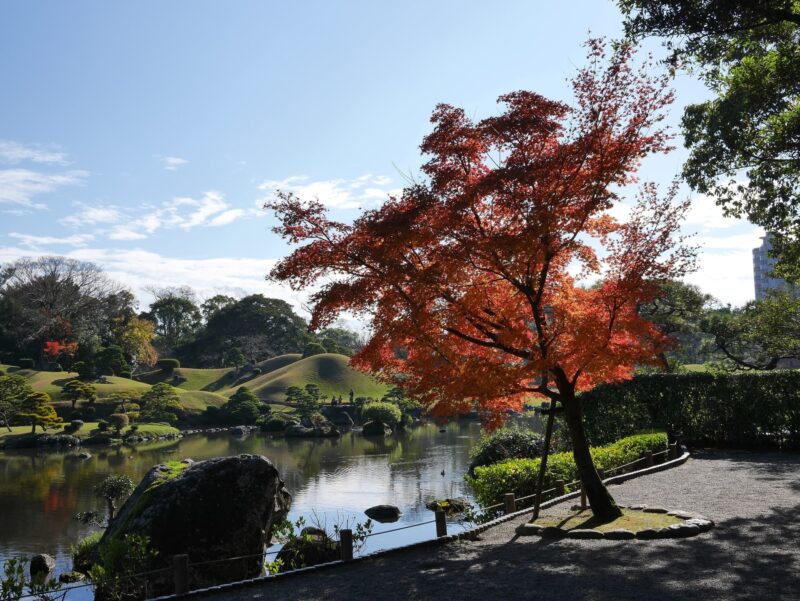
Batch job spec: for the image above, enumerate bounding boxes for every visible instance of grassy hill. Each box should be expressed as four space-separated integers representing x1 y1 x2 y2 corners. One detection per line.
2 352 385 415
0 365 151 400
232 353 388 402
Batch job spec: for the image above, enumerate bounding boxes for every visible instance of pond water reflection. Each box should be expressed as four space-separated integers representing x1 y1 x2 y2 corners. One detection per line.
0 420 514 583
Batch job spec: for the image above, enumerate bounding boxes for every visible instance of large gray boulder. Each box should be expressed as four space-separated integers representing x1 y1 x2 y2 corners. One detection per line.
98 454 291 592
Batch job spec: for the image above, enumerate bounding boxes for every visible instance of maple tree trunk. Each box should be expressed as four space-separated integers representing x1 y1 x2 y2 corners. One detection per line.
561 392 622 522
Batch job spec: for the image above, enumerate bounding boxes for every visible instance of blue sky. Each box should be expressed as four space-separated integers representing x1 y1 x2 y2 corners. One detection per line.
0 0 760 314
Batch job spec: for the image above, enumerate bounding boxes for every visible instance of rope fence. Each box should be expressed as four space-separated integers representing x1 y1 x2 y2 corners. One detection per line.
11 441 681 601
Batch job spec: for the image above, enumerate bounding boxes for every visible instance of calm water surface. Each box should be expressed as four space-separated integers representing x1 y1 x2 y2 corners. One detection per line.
0 421 502 582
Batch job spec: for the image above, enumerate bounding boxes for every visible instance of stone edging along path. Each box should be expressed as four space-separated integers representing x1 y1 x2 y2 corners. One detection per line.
152 449 692 601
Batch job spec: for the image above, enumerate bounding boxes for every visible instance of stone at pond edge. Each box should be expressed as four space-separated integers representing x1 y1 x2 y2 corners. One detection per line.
566 529 604 540
362 420 391 436
284 423 339 438
99 454 290 595
426 498 469 516
59 571 85 583
365 504 402 523
275 527 339 572
604 528 635 540
642 507 668 514
30 554 55 576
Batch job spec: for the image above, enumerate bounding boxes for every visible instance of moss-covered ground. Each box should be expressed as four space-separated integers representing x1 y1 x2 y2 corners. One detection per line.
534 507 681 532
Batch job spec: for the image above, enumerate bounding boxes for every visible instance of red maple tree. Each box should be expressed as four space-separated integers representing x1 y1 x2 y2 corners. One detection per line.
267 41 695 520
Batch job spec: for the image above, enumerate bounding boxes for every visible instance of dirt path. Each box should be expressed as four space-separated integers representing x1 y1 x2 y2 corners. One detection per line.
200 450 800 601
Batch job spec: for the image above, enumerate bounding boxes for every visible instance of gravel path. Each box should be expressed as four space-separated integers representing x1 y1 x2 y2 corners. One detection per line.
202 450 800 601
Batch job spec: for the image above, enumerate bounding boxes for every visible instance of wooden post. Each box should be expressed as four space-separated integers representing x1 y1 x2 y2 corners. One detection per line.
646 451 654 467
555 479 565 496
435 509 447 537
532 399 558 521
339 529 353 561
173 554 189 596
580 482 587 510
669 442 677 459
504 493 516 515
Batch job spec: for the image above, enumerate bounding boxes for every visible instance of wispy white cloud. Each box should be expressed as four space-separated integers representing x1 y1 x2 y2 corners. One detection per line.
0 245 299 310
0 140 69 165
258 174 401 209
0 168 88 208
107 226 148 241
207 208 246 226
102 190 253 240
156 155 189 171
8 232 94 249
60 203 122 227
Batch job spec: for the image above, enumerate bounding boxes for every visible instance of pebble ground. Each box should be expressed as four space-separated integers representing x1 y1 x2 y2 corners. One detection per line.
202 450 800 601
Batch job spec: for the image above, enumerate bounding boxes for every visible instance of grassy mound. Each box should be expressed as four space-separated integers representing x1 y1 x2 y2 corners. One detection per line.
534 508 681 532
1 353 383 419
233 353 387 402
256 353 302 374
1 367 151 400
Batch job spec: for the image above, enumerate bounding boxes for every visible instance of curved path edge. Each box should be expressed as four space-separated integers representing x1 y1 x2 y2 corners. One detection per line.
154 449 691 600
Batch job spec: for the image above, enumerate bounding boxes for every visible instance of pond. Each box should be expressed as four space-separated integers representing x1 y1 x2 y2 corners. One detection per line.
0 419 526 590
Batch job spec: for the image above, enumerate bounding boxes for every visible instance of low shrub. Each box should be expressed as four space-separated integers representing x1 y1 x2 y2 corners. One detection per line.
108 413 129 433
82 406 96 420
18 358 34 369
468 432 668 508
259 414 298 432
157 358 180 373
361 401 402 428
119 371 132 379
468 427 544 476
64 419 84 433
97 419 109 432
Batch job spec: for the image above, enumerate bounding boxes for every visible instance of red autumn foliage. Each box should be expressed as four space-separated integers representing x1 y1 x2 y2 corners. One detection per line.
266 40 695 519
42 340 78 361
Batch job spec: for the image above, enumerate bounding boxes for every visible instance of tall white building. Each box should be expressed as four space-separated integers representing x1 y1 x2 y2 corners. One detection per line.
752 235 797 300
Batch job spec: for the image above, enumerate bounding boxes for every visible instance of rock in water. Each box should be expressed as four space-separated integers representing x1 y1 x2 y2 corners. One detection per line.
98 454 291 593
362 420 391 436
365 504 401 523
30 554 55 578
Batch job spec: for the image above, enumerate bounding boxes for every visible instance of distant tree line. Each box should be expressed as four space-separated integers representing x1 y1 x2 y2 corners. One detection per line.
0 256 363 373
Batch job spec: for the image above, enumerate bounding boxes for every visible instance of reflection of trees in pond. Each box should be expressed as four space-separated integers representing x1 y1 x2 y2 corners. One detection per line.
0 420 486 572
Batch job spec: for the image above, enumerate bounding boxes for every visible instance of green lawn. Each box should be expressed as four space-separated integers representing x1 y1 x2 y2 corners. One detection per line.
176 390 228 414
0 421 180 447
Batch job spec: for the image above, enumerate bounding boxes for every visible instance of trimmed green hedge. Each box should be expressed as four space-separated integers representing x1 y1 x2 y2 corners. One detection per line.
467 432 668 508
581 371 800 449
